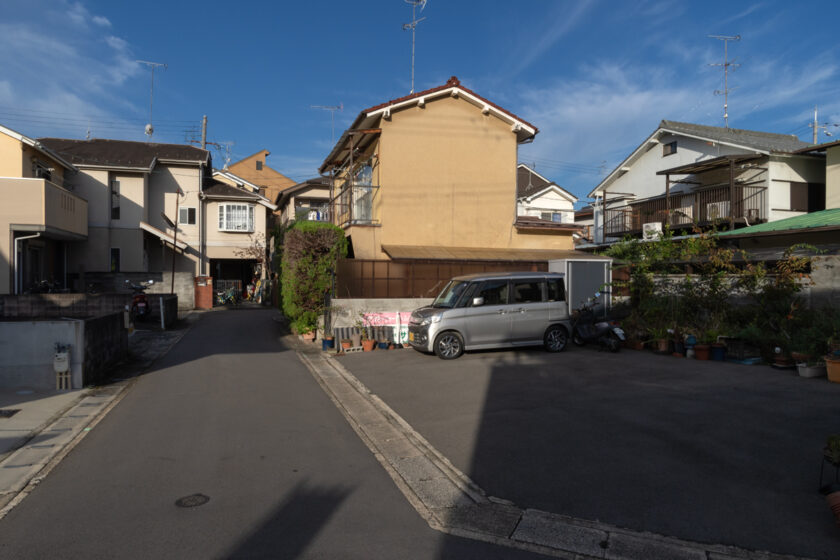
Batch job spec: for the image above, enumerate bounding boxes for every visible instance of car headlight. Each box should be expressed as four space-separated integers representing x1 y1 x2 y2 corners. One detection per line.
420 314 442 326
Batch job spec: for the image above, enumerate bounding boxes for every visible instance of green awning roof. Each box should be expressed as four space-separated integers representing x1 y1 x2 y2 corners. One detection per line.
716 208 840 238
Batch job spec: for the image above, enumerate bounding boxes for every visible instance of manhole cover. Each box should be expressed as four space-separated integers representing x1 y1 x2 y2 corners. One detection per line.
0 409 21 419
175 493 210 508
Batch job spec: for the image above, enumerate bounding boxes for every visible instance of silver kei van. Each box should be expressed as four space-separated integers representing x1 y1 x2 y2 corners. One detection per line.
407 272 571 359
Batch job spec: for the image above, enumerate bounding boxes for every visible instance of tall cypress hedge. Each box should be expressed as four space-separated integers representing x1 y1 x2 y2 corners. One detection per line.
281 221 347 334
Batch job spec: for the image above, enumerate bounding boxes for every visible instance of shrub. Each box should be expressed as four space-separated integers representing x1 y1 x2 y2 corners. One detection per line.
281 221 347 334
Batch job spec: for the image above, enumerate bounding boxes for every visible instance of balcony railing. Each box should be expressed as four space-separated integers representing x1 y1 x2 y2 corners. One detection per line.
333 184 379 228
604 185 766 237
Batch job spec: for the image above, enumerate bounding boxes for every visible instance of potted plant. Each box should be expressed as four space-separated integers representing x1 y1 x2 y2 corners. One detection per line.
649 327 670 354
826 353 840 383
340 338 352 350
356 312 376 351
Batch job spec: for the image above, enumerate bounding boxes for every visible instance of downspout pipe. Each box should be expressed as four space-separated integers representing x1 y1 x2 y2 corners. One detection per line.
14 232 41 294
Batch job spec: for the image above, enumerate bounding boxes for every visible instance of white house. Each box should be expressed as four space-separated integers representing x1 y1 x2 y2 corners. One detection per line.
516 164 577 223
587 120 823 243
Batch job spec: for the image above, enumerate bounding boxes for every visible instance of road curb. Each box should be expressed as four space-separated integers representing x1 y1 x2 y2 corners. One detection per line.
296 346 818 560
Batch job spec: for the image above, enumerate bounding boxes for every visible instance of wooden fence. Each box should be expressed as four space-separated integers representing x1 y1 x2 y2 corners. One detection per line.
336 259 548 298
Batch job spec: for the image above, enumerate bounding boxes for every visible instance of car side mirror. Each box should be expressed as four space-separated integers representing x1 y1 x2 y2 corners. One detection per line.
472 297 484 307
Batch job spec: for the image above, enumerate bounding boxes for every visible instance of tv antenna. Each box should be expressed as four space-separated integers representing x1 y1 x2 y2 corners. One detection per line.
136 60 167 140
310 103 343 144
708 35 740 128
402 0 427 94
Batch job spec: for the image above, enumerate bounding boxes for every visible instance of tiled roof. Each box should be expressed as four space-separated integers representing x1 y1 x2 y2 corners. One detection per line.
659 120 810 154
516 165 577 201
202 180 262 200
716 208 840 238
364 76 538 133
38 138 209 168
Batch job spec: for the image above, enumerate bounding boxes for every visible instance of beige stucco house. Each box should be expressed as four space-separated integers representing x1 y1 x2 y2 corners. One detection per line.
318 76 580 297
0 125 88 294
274 178 331 226
33 138 275 305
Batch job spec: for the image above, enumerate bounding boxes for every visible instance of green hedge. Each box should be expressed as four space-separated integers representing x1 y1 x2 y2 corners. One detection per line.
281 221 347 334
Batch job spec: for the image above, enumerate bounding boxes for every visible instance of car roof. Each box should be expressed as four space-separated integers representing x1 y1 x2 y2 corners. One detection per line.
450 271 565 282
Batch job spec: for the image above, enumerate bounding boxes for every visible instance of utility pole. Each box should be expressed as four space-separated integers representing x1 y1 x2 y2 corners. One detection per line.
201 115 207 150
136 60 167 140
310 104 343 145
708 35 740 128
808 106 838 144
402 0 427 94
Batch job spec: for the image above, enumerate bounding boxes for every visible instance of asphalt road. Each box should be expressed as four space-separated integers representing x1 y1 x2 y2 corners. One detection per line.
0 309 547 559
345 343 840 560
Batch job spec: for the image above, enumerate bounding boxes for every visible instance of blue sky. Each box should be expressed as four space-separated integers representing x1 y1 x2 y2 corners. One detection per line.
2 0 840 204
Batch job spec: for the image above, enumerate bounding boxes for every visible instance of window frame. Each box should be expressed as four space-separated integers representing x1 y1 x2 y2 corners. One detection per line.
218 203 255 232
179 206 197 225
110 248 120 273
110 179 120 220
662 141 677 157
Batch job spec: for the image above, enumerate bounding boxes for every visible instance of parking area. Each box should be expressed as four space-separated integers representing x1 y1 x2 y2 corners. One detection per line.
337 345 840 559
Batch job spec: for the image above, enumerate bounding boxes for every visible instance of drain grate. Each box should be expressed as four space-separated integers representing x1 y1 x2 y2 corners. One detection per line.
175 493 210 508
0 409 21 419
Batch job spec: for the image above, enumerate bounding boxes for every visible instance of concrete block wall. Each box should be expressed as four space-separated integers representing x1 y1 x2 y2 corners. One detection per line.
805 255 840 308
0 294 132 319
82 312 128 386
0 320 85 390
79 271 195 310
327 298 433 330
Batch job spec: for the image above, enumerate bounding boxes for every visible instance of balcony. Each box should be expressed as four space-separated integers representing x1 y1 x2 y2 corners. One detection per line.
604 184 766 237
332 183 379 228
0 177 88 239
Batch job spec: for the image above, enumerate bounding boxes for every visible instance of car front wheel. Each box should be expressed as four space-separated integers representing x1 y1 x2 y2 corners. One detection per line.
544 325 568 352
434 331 464 360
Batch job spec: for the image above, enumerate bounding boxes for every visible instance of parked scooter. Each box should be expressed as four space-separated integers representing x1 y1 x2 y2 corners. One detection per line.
126 279 154 321
571 292 625 352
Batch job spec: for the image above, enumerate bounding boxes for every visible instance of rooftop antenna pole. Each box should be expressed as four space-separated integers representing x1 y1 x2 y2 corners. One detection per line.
402 0 427 94
310 103 343 145
136 60 167 140
708 35 740 128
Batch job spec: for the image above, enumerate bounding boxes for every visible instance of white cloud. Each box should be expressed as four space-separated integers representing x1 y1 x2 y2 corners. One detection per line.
92 15 111 27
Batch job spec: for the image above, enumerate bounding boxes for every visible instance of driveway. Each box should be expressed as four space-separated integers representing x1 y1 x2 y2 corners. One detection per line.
339 344 840 559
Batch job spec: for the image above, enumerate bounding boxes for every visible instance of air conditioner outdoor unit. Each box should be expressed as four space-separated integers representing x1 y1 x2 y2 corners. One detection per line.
642 222 663 240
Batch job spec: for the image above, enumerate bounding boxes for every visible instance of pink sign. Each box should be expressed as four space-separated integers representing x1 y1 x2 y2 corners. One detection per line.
362 312 412 326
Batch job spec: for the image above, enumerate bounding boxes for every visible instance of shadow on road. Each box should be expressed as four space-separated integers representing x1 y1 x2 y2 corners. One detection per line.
226 480 352 559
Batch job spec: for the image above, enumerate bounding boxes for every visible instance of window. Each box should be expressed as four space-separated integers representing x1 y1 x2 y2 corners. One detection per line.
33 160 52 182
541 212 563 222
512 280 545 303
218 203 255 232
662 141 677 157
547 278 565 302
179 207 196 225
475 280 509 306
110 248 120 272
256 160 263 170
110 180 120 219
789 182 808 212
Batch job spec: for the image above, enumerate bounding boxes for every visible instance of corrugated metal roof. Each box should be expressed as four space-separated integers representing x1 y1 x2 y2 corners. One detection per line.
716 208 840 238
381 245 610 262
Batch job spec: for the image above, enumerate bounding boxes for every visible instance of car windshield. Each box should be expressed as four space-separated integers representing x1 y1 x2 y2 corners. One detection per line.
431 280 469 308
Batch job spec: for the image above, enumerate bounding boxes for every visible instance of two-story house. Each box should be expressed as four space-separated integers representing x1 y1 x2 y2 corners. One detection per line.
318 76 581 297
0 125 88 294
587 120 822 244
516 164 578 223
37 138 275 305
